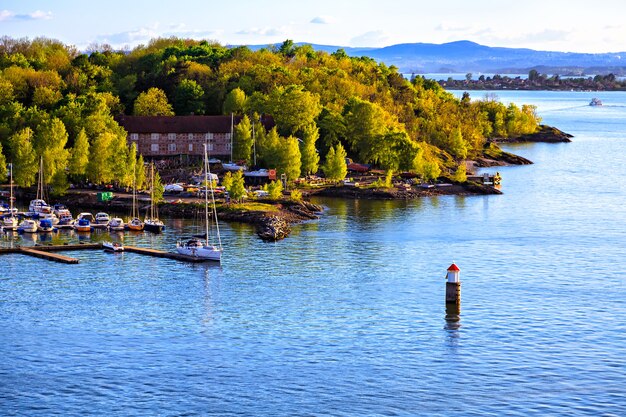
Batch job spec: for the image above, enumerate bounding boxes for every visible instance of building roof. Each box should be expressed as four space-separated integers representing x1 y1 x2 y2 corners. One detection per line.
447 263 460 272
116 115 274 134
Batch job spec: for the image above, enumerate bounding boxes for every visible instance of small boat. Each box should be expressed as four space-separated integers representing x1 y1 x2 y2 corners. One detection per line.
94 212 111 228
103 241 124 252
56 213 75 229
28 198 51 215
589 98 603 106
74 213 93 232
18 219 38 233
108 217 125 231
127 217 144 231
37 218 55 233
2 163 18 232
144 163 165 233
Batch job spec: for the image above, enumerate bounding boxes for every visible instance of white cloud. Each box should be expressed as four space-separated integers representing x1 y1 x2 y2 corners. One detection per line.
350 30 389 47
236 27 286 37
91 23 223 49
0 9 52 21
311 15 334 25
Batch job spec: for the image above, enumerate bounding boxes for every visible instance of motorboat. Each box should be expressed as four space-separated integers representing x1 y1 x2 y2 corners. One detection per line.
38 218 54 233
28 198 51 215
94 212 111 227
589 98 603 106
103 241 124 252
108 217 125 231
18 219 38 233
74 213 93 232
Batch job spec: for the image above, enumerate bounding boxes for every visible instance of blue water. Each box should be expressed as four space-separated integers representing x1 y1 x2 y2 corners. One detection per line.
2 91 626 416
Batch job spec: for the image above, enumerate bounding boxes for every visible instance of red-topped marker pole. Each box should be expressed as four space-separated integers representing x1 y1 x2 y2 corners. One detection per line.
445 263 461 305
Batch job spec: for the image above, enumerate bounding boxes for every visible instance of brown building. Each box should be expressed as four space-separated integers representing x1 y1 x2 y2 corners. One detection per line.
116 115 274 160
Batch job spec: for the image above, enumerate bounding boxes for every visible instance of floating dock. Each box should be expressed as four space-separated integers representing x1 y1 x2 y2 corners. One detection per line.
0 243 209 263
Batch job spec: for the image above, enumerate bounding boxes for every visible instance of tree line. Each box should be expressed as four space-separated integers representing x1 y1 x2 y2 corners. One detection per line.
0 36 543 193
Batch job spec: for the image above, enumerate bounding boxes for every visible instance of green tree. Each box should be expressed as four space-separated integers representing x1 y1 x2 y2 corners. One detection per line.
174 79 205 115
452 164 467 182
68 128 89 178
34 118 70 188
133 87 174 116
9 128 38 187
86 131 115 184
0 143 7 180
276 136 302 181
233 114 253 164
300 123 319 176
322 143 348 181
221 171 233 192
229 170 246 202
449 127 468 160
267 180 283 199
123 142 138 189
135 156 147 190
151 167 164 203
266 85 322 136
223 87 247 115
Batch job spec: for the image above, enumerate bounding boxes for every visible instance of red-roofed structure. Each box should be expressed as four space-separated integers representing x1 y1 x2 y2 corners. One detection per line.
447 263 460 272
116 115 274 159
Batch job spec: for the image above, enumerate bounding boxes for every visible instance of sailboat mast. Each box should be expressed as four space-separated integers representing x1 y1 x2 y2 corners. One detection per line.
9 162 13 214
150 163 155 219
203 144 210 247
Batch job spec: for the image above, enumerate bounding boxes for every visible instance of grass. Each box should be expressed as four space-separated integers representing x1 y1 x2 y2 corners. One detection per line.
220 202 280 213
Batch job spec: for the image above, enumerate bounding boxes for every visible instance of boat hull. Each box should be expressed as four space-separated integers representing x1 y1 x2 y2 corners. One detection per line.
144 221 165 233
176 243 221 261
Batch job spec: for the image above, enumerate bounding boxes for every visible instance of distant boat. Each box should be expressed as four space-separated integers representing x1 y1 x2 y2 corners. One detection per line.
144 163 165 233
94 212 111 227
589 98 603 106
37 218 54 233
2 163 18 232
103 241 124 252
127 165 144 232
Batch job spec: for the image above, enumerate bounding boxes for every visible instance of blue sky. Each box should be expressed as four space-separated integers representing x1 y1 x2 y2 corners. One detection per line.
1 0 625 53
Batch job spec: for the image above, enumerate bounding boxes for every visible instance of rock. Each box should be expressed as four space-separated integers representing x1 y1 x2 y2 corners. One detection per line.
498 125 573 143
257 215 291 241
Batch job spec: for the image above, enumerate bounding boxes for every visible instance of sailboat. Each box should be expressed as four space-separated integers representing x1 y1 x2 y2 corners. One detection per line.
2 163 19 231
127 163 144 231
144 162 165 233
28 157 51 216
176 144 222 261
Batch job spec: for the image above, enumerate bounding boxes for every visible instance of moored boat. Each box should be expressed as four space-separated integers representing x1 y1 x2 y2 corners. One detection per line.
103 241 124 252
589 97 603 106
74 213 93 232
94 212 111 228
37 218 55 233
108 217 125 231
18 219 38 233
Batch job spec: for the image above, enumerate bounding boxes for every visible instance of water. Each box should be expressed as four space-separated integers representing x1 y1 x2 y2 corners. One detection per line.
2 91 626 416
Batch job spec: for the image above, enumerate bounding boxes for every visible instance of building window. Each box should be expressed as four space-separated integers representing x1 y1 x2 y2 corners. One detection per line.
168 133 176 141
207 143 213 152
225 142 231 151
151 133 159 141
188 143 193 152
188 133 194 141
205 133 214 140
151 144 159 152
130 133 138 141
168 143 176 152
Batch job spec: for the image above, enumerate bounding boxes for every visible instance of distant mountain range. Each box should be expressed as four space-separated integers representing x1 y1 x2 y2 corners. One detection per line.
248 40 626 75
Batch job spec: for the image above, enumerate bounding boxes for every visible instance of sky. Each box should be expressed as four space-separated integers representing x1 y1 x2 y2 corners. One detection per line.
1 0 626 53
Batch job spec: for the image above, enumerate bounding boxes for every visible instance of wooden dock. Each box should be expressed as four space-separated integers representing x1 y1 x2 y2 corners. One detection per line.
0 243 209 263
124 245 210 262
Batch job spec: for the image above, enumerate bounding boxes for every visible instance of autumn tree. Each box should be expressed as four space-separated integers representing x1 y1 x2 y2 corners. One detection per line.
223 87 247 115
266 85 322 136
133 87 174 116
68 128 89 179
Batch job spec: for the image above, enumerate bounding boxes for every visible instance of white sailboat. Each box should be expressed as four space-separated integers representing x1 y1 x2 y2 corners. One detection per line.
28 157 51 215
176 144 222 261
144 162 165 233
127 163 144 231
2 163 18 231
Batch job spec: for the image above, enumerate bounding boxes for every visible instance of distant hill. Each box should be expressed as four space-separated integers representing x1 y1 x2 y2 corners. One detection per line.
245 40 626 75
